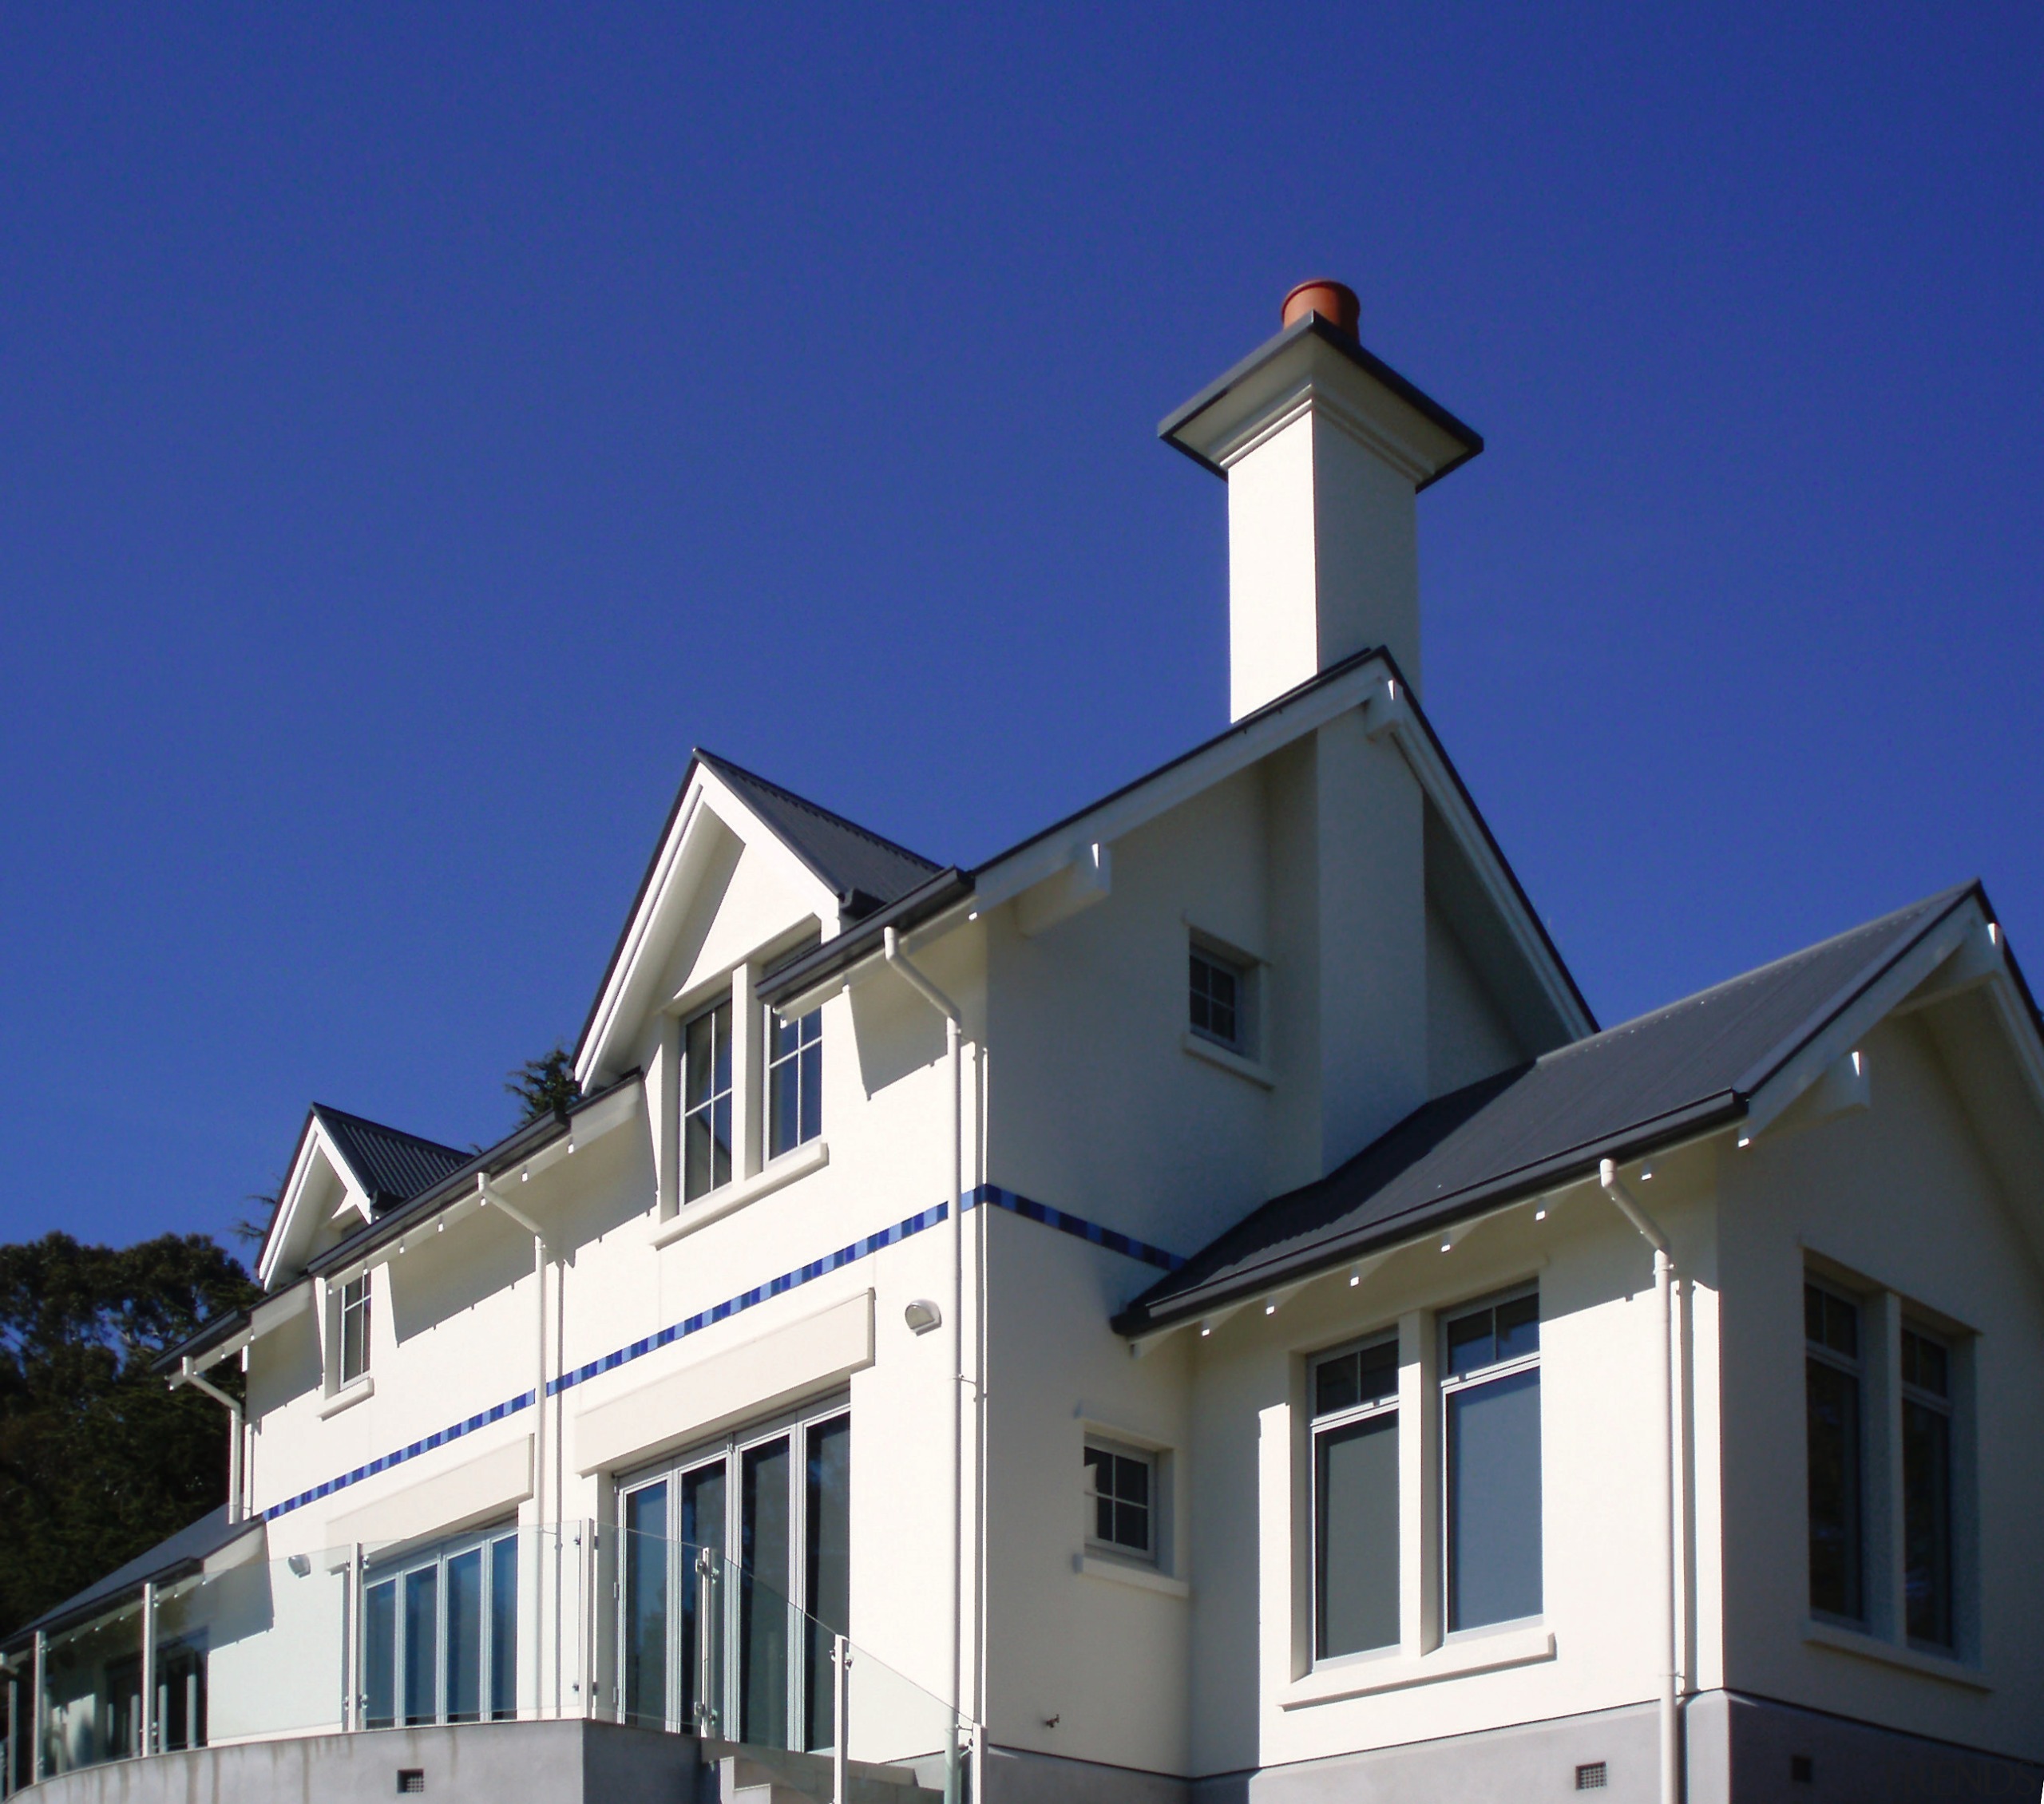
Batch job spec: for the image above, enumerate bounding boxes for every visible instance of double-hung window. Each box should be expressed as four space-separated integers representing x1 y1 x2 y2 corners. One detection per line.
339 1274 371 1385
1310 1335 1400 1658
1804 1280 1864 1622
1901 1325 1954 1648
683 999 734 1202
1442 1290 1542 1632
766 1007 822 1160
1083 1442 1155 1561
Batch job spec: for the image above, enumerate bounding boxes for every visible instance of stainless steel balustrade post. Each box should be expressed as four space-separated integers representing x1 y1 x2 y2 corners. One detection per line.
830 1636 849 1804
139 1581 156 1755
694 1548 717 1739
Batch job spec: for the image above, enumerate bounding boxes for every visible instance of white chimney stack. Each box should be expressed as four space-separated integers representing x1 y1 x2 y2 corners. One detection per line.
1161 280 1483 720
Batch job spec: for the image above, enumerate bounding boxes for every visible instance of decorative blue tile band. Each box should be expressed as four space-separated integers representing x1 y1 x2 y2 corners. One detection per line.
966 1184 1186 1272
263 1391 534 1521
549 1201 949 1397
262 1186 1182 1522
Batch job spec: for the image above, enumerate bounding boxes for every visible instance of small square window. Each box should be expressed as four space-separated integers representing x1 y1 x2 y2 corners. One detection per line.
1189 948 1242 1049
1083 1443 1155 1558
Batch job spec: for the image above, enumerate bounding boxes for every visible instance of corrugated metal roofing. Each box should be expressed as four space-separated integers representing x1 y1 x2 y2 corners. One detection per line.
312 1104 472 1211
1115 884 1979 1334
699 750 941 917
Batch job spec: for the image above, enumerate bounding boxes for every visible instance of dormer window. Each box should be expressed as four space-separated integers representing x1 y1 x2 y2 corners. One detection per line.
340 1275 371 1385
684 999 735 1201
767 1007 822 1159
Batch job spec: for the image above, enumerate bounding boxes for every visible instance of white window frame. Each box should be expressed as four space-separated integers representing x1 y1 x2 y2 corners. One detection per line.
1188 942 1249 1053
682 995 735 1203
1438 1284 1543 1637
1083 1438 1159 1565
1804 1275 1866 1627
1308 1331 1401 1663
765 1003 822 1162
339 1274 371 1386
361 1522 521 1731
614 1393 850 1743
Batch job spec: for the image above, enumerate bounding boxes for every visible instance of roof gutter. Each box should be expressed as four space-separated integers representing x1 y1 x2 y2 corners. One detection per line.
1112 1094 1745 1339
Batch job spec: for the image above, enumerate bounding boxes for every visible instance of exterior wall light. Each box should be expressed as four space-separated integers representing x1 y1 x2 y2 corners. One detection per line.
904 1299 942 1335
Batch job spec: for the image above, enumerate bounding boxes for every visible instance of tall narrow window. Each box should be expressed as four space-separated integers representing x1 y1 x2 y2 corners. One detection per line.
489 1533 519 1720
1189 947 1243 1050
684 999 734 1201
1312 1335 1400 1659
767 1007 822 1160
1901 1326 1954 1648
1805 1280 1864 1621
622 1480 669 1728
1443 1291 1542 1632
340 1274 371 1384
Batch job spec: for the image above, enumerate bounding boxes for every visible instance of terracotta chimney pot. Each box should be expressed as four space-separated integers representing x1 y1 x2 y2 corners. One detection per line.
1280 279 1361 341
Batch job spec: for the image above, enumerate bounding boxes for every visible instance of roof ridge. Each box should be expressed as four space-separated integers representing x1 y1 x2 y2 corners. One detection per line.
1541 883 1975 1066
310 1101 468 1161
695 748 942 875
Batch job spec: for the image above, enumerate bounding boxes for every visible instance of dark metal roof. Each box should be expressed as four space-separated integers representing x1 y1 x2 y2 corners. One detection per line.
1115 884 1984 1335
311 1104 471 1211
1157 313 1485 489
4 1505 262 1649
696 750 941 918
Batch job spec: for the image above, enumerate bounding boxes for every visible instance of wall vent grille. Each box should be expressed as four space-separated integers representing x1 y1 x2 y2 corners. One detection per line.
1575 1763 1608 1791
397 1773 426 1795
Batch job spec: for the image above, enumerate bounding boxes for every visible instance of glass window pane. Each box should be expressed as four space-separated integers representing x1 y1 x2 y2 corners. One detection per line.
1445 1308 1495 1378
713 1097 732 1189
803 1417 851 1751
403 1567 438 1726
1447 1367 1542 1630
798 1042 822 1144
685 1013 715 1109
1824 1292 1858 1359
1495 1296 1539 1362
1903 1399 1953 1647
1316 1413 1399 1657
1806 1359 1862 1620
770 1054 798 1159
445 1549 483 1723
1115 1501 1150 1551
740 1438 790 1747
489 1536 518 1720
624 1482 669 1729
1315 1354 1361 1418
363 1580 396 1730
685 1111 715 1202
681 1463 726 1735
1804 1282 1825 1344
1358 1339 1400 1404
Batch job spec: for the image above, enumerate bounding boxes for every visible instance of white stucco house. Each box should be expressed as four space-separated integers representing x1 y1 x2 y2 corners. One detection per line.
5 281 2042 1804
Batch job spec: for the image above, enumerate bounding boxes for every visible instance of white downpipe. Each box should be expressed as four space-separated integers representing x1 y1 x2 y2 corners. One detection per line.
1599 1157 1684 1804
31 1632 46 1783
881 927 969 1749
173 1359 246 1525
478 1177 552 1717
137 1581 156 1756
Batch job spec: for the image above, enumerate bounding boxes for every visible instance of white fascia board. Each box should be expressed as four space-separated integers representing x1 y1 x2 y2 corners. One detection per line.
1358 680 1595 1041
1738 897 1987 1147
259 1120 368 1290
976 660 1392 913
578 773 841 1087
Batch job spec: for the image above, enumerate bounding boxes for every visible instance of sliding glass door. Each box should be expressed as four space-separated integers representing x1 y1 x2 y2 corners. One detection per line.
617 1398 849 1749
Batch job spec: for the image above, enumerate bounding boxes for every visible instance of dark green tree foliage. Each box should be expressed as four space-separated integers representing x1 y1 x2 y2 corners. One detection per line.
0 1233 258 1640
506 1043 581 1125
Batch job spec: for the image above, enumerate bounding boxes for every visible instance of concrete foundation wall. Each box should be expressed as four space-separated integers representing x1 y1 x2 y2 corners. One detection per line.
15 1719 699 1804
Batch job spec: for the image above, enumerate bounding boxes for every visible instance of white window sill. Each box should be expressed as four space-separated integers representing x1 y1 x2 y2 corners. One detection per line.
1281 1621 1555 1709
1075 1553 1189 1599
652 1140 830 1248
1803 1618 1990 1691
1181 1031 1275 1089
319 1375 374 1418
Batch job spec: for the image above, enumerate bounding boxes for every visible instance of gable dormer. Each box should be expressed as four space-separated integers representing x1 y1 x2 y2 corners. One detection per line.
256 1104 469 1290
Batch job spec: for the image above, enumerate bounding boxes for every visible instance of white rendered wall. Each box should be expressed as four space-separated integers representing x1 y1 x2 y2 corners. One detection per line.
1716 1011 2044 1766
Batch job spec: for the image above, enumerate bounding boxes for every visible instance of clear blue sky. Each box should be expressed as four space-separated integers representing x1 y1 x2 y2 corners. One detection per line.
3 6 2039 1252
